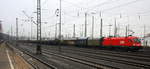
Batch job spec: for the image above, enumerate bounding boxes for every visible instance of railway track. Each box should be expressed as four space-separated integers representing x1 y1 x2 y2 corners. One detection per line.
44 45 150 62
24 43 150 58
39 44 150 68
15 42 150 69
21 43 150 69
43 50 118 69
42 48 150 69
6 42 57 69
20 43 119 69
43 44 150 58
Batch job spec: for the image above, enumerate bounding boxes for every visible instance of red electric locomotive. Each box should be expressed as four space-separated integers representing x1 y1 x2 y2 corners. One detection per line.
102 36 142 51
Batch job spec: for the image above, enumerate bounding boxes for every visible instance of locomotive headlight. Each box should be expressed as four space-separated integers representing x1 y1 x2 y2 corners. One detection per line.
136 44 141 46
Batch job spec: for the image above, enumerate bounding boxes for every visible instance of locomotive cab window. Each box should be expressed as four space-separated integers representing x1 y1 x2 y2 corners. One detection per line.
133 38 141 43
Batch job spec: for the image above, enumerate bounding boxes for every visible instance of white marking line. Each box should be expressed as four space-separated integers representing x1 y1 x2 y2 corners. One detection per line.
6 50 14 69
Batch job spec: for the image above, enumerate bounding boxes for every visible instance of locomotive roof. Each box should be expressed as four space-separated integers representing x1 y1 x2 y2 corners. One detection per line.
104 36 139 39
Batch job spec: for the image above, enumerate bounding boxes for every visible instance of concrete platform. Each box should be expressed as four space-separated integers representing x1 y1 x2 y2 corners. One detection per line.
0 42 33 69
0 43 11 69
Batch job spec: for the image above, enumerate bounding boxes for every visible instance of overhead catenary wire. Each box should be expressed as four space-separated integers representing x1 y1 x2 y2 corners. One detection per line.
101 0 142 12
34 0 150 38
63 0 147 18
40 0 148 24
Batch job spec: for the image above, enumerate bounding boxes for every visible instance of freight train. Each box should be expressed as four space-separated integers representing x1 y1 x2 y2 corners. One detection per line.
70 36 142 51
19 36 142 51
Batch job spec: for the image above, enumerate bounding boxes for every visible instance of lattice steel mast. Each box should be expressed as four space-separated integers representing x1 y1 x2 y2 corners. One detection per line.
36 0 42 54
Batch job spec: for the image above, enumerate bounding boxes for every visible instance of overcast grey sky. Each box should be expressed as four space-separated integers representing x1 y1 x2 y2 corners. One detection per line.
0 0 150 39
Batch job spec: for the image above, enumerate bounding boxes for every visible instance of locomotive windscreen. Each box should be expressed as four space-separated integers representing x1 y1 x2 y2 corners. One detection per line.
133 38 141 43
